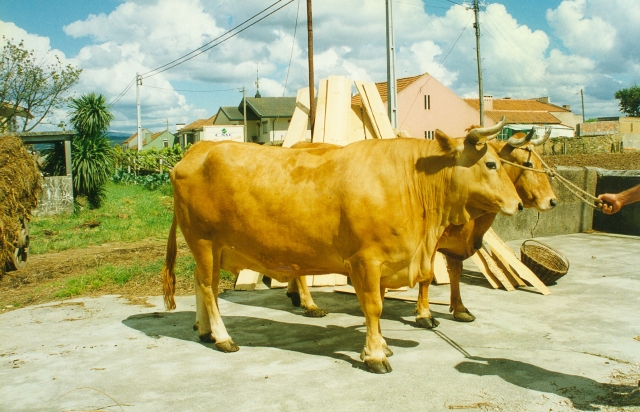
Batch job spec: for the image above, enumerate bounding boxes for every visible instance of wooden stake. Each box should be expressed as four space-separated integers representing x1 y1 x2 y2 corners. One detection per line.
482 229 550 295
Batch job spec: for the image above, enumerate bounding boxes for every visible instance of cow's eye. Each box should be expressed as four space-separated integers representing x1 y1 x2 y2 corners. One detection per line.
524 161 534 168
486 161 497 170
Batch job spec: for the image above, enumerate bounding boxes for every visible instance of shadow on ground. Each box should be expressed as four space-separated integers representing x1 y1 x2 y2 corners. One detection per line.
456 356 639 410
219 287 452 325
123 309 419 372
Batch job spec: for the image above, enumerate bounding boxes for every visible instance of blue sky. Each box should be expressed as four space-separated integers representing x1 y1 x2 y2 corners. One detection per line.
2 0 638 133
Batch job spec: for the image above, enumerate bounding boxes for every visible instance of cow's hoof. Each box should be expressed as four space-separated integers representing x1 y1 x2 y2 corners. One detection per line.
416 316 439 329
215 340 240 353
286 291 301 307
383 345 394 357
365 359 393 374
453 310 476 323
304 308 328 318
199 333 215 342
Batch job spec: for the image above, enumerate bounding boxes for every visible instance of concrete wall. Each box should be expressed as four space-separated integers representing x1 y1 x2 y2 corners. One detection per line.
34 176 74 215
492 167 598 240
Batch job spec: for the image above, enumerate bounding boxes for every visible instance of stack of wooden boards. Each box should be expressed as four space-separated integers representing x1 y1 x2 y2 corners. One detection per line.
234 76 550 297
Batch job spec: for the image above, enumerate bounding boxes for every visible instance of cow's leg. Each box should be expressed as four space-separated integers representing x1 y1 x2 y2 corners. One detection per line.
348 259 391 374
415 277 439 329
286 279 301 306
379 285 393 357
286 277 327 316
447 257 475 322
192 241 238 353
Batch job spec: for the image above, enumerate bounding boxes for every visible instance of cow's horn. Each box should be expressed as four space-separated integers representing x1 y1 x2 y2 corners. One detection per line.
507 127 536 148
467 116 506 144
530 126 552 146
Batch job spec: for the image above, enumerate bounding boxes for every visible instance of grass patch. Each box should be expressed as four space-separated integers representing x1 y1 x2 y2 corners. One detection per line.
30 182 174 255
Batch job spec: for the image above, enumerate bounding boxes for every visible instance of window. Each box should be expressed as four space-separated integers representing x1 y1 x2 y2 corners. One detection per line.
262 120 268 135
425 130 434 140
424 95 431 110
163 139 169 148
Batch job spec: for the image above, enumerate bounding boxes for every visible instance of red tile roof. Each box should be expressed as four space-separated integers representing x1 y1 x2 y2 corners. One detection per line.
464 98 569 124
351 74 425 106
181 115 216 132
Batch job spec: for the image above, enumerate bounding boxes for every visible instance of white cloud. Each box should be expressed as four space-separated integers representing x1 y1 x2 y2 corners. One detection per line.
6 0 640 131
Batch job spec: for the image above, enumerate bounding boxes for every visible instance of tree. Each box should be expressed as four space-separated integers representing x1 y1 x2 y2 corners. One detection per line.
44 93 115 208
614 84 640 117
0 37 82 132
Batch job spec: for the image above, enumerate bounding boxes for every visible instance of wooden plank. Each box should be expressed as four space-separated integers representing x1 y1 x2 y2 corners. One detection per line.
312 274 335 286
432 252 450 285
268 277 289 289
478 248 515 291
323 76 351 146
483 228 551 295
470 252 501 289
348 104 376 143
282 87 311 148
387 287 408 292
488 244 527 287
234 269 262 291
334 274 348 286
354 80 395 139
333 286 449 305
313 79 328 143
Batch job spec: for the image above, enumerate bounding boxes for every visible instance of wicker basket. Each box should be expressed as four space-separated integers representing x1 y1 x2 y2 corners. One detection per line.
520 239 570 285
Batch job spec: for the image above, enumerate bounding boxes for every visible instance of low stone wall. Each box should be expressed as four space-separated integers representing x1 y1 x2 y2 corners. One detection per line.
492 167 598 240
34 176 74 216
539 135 623 155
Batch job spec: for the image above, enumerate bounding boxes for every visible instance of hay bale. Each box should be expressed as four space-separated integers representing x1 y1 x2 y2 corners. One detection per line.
0 134 43 276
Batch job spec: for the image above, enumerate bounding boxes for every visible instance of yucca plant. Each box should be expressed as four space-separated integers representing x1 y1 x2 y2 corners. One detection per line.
69 92 115 137
43 92 115 208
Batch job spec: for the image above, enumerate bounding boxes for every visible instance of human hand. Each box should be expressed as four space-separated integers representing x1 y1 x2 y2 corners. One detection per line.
597 193 622 214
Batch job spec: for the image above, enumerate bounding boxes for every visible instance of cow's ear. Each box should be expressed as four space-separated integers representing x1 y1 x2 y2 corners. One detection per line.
435 129 463 154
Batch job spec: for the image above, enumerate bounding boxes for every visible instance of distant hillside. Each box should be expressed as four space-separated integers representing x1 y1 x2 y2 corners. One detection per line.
107 131 132 146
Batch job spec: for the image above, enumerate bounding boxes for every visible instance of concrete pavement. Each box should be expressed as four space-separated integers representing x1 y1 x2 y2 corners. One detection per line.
1 232 639 411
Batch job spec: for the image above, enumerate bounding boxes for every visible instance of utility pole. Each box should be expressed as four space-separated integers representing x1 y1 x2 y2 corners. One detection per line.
473 0 484 126
243 86 247 142
386 0 398 129
580 89 585 122
307 0 315 140
136 72 142 151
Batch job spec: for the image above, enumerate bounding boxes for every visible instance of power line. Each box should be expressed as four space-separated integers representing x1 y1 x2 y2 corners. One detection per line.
142 0 294 79
283 0 301 96
109 77 136 107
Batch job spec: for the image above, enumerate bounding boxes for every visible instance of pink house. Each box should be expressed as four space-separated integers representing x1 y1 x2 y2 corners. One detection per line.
353 72 496 139
356 73 581 140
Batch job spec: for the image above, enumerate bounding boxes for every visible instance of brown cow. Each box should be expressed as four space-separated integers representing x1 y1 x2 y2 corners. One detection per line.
415 127 555 327
162 120 522 373
286 128 556 323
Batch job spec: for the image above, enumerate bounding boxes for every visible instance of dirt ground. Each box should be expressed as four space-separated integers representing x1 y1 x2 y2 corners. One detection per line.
541 151 640 170
0 237 235 310
2 152 638 311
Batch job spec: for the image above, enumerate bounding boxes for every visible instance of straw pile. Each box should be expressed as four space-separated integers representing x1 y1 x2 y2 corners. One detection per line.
0 134 43 276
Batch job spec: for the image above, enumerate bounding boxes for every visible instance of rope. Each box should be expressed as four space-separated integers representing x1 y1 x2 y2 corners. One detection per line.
500 147 602 210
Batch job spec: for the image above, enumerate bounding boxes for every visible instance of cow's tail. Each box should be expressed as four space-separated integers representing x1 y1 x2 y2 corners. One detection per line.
162 213 178 310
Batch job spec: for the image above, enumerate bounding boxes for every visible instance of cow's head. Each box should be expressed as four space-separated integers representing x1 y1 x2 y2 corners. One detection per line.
433 117 522 224
491 127 557 211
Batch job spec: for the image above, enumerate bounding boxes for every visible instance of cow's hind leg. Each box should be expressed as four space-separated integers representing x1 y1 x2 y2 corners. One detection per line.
415 274 439 329
192 241 238 352
286 277 327 317
348 259 392 374
447 257 475 322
